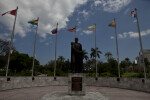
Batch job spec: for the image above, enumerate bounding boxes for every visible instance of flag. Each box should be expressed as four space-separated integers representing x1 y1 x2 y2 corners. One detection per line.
28 19 38 25
51 28 57 34
108 21 116 27
68 27 76 32
87 25 95 31
130 10 136 18
2 9 17 16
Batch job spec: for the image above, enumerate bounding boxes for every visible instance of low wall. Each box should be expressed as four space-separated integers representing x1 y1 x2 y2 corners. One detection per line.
86 77 150 93
0 77 68 91
0 77 150 92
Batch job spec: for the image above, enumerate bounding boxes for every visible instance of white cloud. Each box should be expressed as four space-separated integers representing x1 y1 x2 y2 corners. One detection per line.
0 33 11 41
83 30 93 35
94 0 102 6
45 42 49 45
124 8 129 15
77 28 81 32
110 36 114 39
76 18 81 25
4 33 10 37
94 0 131 13
79 10 89 19
0 33 16 42
118 29 150 39
40 38 46 43
40 37 52 46
133 19 136 23
0 0 87 39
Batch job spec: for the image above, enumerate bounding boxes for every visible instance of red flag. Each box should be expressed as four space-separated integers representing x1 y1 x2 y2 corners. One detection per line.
2 9 17 16
68 27 76 32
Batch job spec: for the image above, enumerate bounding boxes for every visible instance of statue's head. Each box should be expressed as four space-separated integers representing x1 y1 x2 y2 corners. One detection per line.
75 37 78 43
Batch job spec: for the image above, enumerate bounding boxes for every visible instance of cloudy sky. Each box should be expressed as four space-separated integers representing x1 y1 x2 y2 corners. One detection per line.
0 0 150 65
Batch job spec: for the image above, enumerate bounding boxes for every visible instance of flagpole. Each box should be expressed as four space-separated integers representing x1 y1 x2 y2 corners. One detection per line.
75 30 77 38
54 23 58 80
6 6 18 78
114 18 120 78
32 17 39 79
75 26 77 38
135 8 146 79
95 24 98 80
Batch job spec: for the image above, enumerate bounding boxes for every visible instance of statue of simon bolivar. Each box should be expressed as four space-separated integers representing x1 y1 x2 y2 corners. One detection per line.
71 38 83 73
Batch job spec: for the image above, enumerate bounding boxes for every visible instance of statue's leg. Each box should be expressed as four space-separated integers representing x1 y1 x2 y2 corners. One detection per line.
78 57 82 73
72 55 76 73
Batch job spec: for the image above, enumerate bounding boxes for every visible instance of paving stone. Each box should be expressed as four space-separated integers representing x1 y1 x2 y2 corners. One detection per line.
41 92 108 100
0 86 150 100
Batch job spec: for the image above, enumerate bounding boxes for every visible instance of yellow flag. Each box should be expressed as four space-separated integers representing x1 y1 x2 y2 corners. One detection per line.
87 25 95 31
110 21 115 24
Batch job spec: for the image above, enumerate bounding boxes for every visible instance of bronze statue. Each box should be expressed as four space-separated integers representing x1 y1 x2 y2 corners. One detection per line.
71 38 83 73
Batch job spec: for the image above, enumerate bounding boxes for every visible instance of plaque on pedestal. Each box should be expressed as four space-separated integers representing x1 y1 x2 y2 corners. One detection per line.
72 77 82 91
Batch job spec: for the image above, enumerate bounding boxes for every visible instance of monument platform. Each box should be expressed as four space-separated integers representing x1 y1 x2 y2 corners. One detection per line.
0 86 150 100
40 92 108 100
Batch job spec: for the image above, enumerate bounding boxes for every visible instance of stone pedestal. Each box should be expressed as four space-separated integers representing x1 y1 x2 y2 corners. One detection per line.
68 73 86 95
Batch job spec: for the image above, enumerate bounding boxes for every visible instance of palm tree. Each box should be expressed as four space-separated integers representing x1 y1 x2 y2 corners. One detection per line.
90 47 102 59
90 48 102 79
105 52 112 61
82 50 89 73
58 56 65 62
82 50 89 61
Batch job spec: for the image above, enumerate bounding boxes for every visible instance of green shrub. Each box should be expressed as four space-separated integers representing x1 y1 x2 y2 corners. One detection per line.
122 73 144 78
100 72 116 77
43 70 53 76
85 73 96 77
146 73 150 78
0 70 5 76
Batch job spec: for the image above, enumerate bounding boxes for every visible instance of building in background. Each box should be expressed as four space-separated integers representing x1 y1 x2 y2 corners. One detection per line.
134 49 150 65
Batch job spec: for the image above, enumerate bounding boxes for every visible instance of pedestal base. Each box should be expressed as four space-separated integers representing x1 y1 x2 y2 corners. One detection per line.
68 73 86 95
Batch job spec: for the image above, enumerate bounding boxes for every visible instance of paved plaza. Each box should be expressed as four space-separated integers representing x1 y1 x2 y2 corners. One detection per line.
0 86 150 100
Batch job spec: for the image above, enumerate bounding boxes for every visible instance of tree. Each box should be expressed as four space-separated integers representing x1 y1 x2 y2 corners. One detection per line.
42 60 55 76
82 50 89 73
62 59 70 73
46 60 55 72
144 58 149 67
125 58 130 63
97 61 108 74
0 50 41 76
0 55 7 69
57 56 65 70
90 48 102 59
9 51 40 73
0 38 15 55
84 59 95 75
58 56 65 62
105 52 112 61
120 58 132 73
144 58 150 73
108 58 118 76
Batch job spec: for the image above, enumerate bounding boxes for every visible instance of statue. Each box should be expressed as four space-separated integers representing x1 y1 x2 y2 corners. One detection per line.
71 38 83 73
